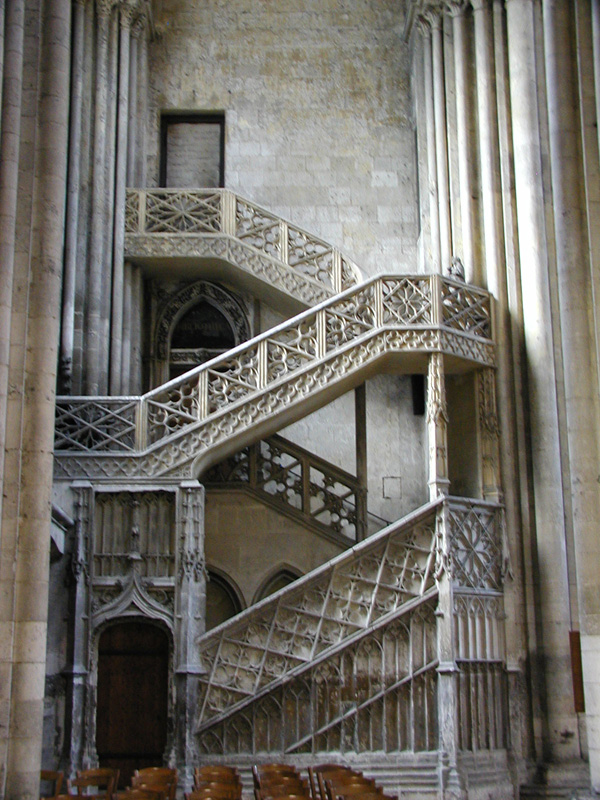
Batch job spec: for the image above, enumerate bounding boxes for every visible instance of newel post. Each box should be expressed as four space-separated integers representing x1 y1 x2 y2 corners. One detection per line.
434 501 465 800
427 352 450 500
173 480 207 789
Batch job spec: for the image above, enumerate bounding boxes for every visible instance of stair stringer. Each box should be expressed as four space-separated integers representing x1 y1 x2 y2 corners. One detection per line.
54 275 493 482
194 498 442 735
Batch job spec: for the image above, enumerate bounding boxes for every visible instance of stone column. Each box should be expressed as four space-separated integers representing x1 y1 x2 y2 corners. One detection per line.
136 22 148 187
4 0 71 791
121 262 133 392
109 1 133 394
543 0 600 786
448 0 477 284
430 9 453 272
130 263 143 393
475 368 501 501
592 1 600 168
354 384 367 541
85 0 113 395
127 14 143 186
174 482 207 790
418 16 442 273
427 352 450 500
0 0 25 785
506 0 576 765
60 0 86 392
0 0 25 517
64 483 93 773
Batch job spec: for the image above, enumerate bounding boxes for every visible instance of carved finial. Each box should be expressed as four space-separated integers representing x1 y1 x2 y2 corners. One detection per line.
447 256 466 281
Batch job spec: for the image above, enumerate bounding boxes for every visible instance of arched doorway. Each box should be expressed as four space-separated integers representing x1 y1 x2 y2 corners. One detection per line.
169 300 236 380
96 622 170 786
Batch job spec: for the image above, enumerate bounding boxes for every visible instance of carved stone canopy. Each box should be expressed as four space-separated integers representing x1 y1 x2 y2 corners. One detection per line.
155 280 250 360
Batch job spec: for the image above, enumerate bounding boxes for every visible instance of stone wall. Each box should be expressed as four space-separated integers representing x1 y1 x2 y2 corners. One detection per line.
148 0 419 277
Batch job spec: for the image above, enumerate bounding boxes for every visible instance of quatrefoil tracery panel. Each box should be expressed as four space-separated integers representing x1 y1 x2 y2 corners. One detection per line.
447 504 502 590
145 191 222 234
196 509 438 729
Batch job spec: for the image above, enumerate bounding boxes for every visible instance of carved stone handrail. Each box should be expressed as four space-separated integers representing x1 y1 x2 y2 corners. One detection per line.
193 497 506 755
203 433 367 543
54 274 493 480
125 188 363 304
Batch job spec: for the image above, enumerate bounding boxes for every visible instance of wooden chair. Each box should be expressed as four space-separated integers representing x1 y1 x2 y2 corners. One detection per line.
190 784 241 800
132 768 177 800
69 768 119 800
321 776 374 800
40 770 64 800
257 778 307 793
308 766 349 800
116 790 164 800
194 767 239 781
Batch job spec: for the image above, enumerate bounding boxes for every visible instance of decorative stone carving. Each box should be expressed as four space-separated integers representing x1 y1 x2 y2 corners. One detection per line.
427 352 449 498
55 275 494 482
195 503 439 730
91 570 174 630
203 433 362 541
124 188 362 298
155 280 250 360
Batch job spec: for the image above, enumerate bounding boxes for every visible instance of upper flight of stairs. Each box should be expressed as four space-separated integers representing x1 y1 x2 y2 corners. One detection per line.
125 188 362 310
54 277 493 482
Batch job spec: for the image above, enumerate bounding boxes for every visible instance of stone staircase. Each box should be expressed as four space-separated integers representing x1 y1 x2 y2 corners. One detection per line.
191 494 507 795
54 273 493 482
56 193 509 797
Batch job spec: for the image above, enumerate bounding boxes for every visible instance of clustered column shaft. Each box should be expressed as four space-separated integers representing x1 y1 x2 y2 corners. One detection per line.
415 0 600 786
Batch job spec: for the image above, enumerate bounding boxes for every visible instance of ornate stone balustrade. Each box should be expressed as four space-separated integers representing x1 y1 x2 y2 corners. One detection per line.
204 433 366 542
54 274 493 480
194 497 507 756
125 189 362 304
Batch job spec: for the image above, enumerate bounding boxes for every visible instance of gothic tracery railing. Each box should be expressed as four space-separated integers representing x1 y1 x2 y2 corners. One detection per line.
203 433 366 542
125 188 362 300
54 275 493 480
194 497 507 756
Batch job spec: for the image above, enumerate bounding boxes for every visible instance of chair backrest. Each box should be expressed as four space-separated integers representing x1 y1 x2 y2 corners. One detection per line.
319 774 369 800
70 768 119 799
115 791 164 800
335 794 387 800
191 783 241 799
308 767 348 800
134 769 178 784
40 770 64 800
132 781 175 800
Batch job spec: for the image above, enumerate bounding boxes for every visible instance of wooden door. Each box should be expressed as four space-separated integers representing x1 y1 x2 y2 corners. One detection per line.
96 622 169 787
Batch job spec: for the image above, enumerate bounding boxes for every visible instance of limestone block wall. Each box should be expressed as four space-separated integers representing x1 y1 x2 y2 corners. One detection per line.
204 489 345 607
281 375 428 525
147 0 419 278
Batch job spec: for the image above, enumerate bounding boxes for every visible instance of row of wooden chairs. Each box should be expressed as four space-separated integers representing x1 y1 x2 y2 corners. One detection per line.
42 763 392 800
41 768 120 800
252 763 392 800
186 765 242 800
40 767 177 800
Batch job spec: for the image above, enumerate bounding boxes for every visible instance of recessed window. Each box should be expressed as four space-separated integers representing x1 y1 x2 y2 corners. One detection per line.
160 113 225 188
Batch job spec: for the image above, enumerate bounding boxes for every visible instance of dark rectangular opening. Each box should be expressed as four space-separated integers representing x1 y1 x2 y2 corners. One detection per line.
160 112 225 188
